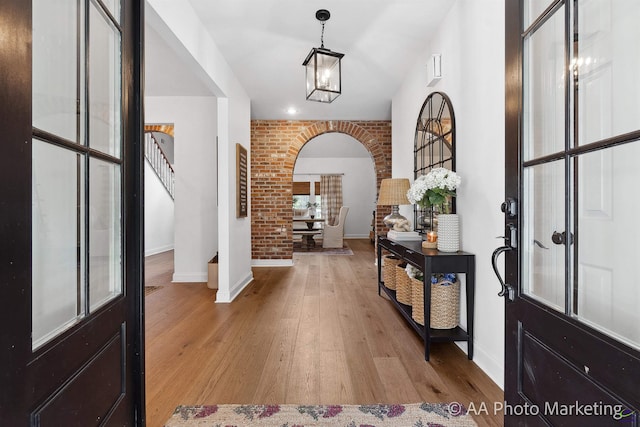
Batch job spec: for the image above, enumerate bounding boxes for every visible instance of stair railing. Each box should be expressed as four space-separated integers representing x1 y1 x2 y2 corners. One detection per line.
144 132 175 199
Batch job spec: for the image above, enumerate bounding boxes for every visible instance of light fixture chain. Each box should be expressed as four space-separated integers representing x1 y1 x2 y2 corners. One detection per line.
320 22 325 48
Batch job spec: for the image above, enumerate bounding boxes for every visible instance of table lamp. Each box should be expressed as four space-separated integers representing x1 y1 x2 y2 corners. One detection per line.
377 178 411 230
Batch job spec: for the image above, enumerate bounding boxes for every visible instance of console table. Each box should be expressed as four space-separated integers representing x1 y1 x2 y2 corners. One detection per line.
377 236 475 361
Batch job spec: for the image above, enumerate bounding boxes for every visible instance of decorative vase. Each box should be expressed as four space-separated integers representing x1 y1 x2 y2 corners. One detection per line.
437 214 459 252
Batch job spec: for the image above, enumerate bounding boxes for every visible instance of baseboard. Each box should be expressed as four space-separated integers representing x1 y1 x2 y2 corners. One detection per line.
251 259 294 267
216 271 254 303
145 244 174 257
172 272 208 283
345 234 368 239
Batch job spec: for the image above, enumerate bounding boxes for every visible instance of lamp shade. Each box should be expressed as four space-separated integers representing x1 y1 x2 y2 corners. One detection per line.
303 47 344 103
378 178 411 206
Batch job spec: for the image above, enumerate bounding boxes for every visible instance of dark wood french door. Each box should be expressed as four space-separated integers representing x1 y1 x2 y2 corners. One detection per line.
0 0 144 424
502 1 640 426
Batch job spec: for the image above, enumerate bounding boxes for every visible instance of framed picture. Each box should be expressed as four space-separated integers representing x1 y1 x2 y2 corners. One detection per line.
236 143 248 217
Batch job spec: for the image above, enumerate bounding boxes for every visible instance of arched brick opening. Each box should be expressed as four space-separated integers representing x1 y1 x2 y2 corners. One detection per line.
251 120 392 260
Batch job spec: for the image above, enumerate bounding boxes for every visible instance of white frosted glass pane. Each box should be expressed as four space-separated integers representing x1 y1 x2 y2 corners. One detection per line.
577 0 640 145
32 140 85 349
523 6 566 160
522 161 566 311
89 3 122 158
101 0 120 23
32 0 78 141
575 142 640 350
89 158 122 311
524 0 554 27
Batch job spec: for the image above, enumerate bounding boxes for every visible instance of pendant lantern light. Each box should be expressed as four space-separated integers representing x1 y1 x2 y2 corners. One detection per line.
302 9 344 103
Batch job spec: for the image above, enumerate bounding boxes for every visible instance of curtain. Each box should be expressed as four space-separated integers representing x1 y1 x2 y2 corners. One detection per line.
320 175 343 225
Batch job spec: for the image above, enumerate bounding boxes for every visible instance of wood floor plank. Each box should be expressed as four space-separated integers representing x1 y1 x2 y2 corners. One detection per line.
145 239 504 427
373 357 422 403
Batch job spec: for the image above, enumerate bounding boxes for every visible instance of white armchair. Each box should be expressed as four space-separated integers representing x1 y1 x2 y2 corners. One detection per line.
322 206 349 248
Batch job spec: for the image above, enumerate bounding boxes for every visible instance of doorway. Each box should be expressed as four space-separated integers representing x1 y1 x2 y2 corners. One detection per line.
503 1 640 425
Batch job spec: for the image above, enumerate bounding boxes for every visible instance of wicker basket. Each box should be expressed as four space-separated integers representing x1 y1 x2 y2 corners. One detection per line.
431 280 460 329
412 279 460 329
383 256 401 290
395 264 412 306
410 277 425 325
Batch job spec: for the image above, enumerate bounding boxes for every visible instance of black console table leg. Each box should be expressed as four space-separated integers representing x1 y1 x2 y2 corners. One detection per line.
377 242 382 296
467 257 475 360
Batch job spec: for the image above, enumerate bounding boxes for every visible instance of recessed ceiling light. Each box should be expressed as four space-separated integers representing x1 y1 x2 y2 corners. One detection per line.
286 107 298 115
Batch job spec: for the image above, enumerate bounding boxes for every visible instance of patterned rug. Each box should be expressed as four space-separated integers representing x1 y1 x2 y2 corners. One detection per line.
293 242 353 255
164 403 477 426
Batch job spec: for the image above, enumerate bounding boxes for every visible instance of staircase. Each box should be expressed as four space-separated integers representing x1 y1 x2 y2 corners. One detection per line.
145 132 174 199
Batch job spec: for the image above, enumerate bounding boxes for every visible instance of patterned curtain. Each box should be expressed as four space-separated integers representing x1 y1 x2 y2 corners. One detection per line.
320 175 343 225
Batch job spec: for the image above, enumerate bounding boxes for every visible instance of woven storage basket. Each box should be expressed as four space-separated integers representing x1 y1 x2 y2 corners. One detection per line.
411 277 425 325
383 256 401 290
395 264 412 306
431 280 460 329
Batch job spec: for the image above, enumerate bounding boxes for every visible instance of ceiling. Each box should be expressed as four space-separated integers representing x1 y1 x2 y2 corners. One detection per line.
144 0 455 121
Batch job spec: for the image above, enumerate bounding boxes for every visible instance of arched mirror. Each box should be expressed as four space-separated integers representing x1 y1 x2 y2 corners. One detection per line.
413 91 456 232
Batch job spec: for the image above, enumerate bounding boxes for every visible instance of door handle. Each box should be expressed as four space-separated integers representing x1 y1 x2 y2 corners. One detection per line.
501 197 517 218
492 246 515 301
552 231 573 245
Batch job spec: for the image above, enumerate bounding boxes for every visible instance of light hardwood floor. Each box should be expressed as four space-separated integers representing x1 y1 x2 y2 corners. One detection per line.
145 240 504 427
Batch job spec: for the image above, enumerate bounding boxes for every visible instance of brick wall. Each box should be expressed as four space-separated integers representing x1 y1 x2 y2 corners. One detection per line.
251 120 393 260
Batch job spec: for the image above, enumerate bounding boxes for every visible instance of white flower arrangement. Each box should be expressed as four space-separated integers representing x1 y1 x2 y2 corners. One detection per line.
406 167 461 214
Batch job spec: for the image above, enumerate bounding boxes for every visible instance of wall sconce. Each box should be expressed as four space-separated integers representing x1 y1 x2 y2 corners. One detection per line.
302 9 344 103
427 53 442 87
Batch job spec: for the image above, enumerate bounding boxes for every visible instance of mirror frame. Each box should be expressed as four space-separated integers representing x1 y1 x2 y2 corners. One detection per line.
413 91 456 232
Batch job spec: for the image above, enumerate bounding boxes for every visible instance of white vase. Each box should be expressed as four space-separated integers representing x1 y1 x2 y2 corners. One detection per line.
437 214 460 252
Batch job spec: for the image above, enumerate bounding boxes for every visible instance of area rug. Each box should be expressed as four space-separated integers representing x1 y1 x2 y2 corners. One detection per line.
293 242 353 255
164 403 477 426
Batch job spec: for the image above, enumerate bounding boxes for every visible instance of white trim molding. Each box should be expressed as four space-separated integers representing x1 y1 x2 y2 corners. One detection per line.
216 271 254 303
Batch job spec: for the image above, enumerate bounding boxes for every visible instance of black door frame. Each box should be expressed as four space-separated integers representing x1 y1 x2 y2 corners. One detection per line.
0 0 145 424
504 1 640 426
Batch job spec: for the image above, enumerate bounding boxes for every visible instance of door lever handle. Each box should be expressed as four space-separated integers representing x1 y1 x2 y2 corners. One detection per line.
491 245 515 301
533 239 549 249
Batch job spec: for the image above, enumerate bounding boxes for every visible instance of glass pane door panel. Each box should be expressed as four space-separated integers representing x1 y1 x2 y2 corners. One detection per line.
575 142 640 350
32 140 85 349
577 0 640 145
89 3 122 158
89 158 121 311
101 0 121 24
523 6 566 161
524 0 555 27
32 0 78 142
522 161 566 311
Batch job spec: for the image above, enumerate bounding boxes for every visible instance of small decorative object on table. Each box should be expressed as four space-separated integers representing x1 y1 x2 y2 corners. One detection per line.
407 167 462 252
422 231 437 249
306 201 319 219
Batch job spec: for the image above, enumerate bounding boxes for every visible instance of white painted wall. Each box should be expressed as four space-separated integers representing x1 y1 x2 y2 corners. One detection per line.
144 159 174 256
293 158 376 238
145 96 218 282
392 0 506 388
147 0 253 302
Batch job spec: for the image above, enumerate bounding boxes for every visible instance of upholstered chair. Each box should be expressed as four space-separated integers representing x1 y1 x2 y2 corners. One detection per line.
322 206 349 248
